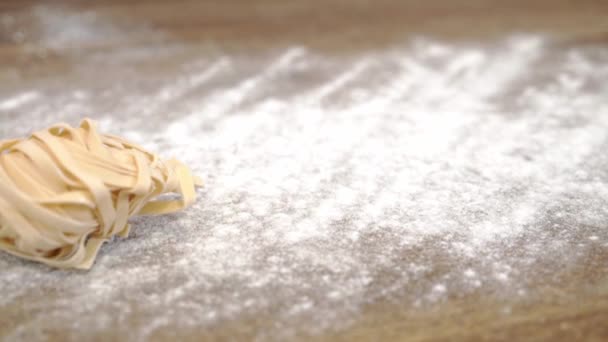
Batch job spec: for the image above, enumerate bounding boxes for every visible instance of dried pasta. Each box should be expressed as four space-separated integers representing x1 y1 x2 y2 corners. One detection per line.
0 119 201 269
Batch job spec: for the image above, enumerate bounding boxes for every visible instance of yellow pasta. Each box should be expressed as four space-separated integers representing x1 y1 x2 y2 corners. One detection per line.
0 118 201 269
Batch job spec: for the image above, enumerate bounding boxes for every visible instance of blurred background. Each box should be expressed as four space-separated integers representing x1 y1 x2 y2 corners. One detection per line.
1 1 608 341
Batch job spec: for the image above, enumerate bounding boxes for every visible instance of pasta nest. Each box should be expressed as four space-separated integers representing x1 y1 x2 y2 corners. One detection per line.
0 119 200 269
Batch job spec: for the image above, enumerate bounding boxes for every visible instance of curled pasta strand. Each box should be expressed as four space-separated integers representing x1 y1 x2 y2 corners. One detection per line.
0 118 201 269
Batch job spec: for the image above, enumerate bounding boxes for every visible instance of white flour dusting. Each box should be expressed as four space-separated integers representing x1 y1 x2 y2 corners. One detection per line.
0 91 40 111
1 6 608 342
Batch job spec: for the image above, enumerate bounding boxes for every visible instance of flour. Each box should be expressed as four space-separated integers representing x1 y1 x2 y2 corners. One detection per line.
0 91 40 111
1 5 608 342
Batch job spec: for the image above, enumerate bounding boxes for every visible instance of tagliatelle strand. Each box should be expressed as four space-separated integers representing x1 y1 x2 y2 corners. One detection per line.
0 118 202 269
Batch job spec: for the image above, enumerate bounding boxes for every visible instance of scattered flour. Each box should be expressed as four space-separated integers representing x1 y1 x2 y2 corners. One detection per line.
1 5 608 342
0 91 40 111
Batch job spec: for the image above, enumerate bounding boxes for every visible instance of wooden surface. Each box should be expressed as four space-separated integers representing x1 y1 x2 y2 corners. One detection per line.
1 1 608 341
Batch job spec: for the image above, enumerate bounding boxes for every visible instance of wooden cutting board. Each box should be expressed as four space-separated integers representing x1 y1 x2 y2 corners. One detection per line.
1 1 607 341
